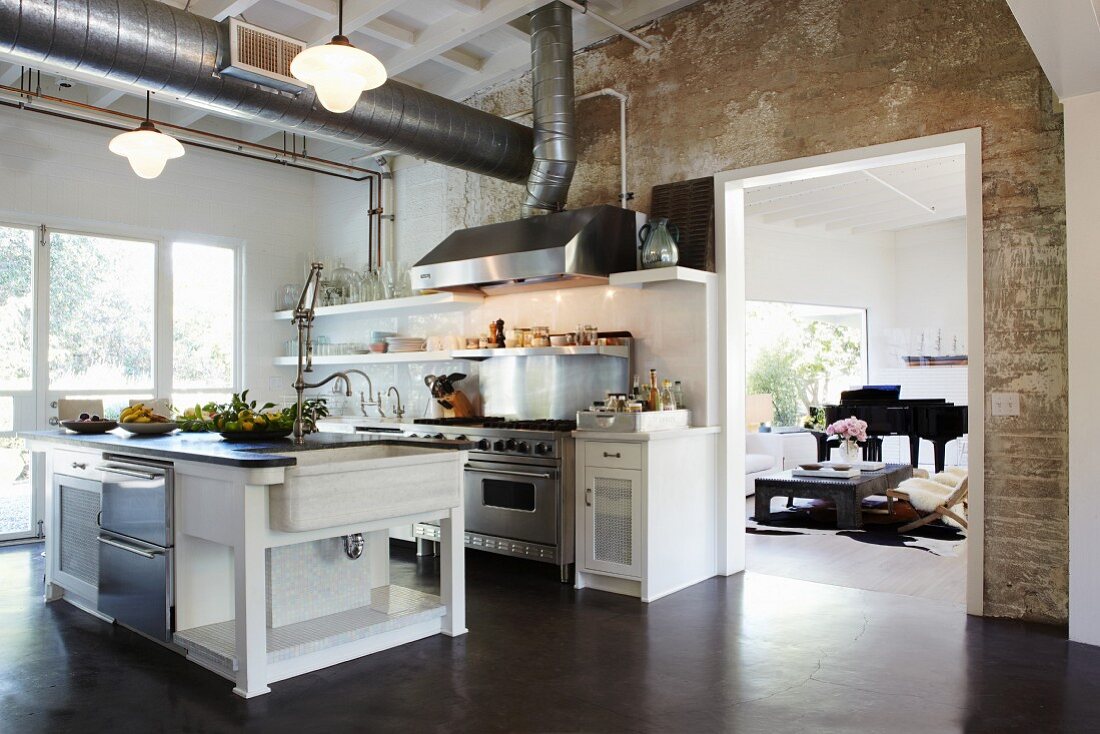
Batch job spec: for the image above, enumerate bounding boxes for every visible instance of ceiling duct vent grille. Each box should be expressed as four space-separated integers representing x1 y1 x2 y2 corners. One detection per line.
222 18 307 93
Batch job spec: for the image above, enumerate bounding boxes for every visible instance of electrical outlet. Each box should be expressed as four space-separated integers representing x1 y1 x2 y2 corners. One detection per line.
991 392 1020 417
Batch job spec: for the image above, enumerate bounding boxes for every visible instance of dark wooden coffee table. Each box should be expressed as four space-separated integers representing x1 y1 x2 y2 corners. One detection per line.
753 464 913 529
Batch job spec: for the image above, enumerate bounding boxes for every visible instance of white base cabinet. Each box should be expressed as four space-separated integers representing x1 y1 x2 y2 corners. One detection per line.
574 428 719 602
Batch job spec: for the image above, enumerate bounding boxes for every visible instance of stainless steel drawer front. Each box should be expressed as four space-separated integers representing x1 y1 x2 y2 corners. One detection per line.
98 461 172 548
98 532 173 642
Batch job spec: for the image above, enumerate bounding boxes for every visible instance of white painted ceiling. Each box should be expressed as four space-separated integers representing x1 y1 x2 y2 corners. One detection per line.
0 0 694 160
1006 0 1100 100
745 155 966 235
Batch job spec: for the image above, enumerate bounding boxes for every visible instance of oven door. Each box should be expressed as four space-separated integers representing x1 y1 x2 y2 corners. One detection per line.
464 459 559 546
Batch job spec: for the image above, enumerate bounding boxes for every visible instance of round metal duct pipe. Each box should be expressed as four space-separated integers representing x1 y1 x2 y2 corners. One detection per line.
521 1 577 217
0 0 534 183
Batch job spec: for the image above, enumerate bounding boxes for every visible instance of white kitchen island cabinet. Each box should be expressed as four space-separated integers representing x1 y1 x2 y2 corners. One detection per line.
24 431 471 699
573 427 720 602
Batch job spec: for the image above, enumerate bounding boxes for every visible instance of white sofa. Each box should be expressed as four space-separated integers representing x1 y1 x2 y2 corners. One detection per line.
745 431 818 496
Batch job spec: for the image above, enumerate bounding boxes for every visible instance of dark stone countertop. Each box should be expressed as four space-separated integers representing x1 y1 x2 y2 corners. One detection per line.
19 430 476 468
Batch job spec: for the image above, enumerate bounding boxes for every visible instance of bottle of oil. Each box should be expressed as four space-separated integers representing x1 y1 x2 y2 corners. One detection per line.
648 369 660 411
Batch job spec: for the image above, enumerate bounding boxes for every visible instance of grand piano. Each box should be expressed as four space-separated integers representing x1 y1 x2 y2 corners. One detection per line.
822 385 968 472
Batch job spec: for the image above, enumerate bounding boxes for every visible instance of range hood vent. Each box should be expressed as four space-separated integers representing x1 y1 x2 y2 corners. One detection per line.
410 205 641 295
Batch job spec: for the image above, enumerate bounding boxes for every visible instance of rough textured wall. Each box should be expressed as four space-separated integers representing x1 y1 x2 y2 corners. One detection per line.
445 0 1067 622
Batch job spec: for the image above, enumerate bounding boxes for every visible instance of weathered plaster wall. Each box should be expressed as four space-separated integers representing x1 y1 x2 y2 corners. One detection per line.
421 0 1068 622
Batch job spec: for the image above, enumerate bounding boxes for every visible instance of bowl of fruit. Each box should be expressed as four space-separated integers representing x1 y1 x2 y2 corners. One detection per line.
60 413 118 434
118 404 178 435
207 391 297 442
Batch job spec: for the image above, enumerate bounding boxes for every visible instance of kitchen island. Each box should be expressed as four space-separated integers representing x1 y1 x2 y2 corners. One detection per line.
23 430 472 698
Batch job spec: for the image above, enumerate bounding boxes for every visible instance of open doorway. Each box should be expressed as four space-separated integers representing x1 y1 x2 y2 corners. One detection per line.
714 130 985 615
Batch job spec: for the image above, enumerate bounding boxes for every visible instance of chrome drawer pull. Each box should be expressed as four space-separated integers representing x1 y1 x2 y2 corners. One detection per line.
71 462 87 470
97 535 162 559
96 464 159 480
585 487 593 507
603 452 621 458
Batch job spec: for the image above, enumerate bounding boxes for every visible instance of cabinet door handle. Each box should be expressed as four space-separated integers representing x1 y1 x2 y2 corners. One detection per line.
603 452 621 458
71 462 87 470
585 487 593 506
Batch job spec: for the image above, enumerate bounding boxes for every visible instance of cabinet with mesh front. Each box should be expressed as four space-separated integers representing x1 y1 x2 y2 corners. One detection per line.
53 473 102 603
582 467 642 577
574 430 719 602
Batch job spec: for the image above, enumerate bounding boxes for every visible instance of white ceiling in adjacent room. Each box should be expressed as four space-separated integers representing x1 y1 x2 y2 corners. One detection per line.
744 155 966 235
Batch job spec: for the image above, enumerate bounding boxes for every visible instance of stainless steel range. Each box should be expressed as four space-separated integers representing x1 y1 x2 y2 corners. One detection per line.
409 417 577 582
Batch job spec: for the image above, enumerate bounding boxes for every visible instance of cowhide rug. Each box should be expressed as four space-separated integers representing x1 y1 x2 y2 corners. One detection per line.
747 497 966 558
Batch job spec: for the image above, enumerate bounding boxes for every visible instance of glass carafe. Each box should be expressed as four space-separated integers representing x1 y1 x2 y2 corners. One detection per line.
639 218 681 269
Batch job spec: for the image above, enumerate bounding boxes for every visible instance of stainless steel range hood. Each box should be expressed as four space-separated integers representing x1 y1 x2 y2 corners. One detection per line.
410 205 642 295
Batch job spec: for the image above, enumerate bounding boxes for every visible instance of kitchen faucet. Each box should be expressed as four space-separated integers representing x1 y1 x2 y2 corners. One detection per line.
376 386 405 420
291 263 376 443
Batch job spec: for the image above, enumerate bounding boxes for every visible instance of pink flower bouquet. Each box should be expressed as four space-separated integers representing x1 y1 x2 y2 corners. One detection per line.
826 416 868 443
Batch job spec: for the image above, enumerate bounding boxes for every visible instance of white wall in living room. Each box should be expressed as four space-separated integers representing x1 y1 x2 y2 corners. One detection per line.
891 219 968 357
0 108 315 393
744 223 897 376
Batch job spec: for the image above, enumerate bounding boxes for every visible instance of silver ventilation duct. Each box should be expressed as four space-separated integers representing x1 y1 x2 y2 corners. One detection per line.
522 1 577 217
0 0 533 182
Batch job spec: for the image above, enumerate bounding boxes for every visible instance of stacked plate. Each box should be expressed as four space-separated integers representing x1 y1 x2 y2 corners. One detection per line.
386 336 427 353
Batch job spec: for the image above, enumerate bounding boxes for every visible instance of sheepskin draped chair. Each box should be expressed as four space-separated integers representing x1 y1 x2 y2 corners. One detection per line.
885 471 969 534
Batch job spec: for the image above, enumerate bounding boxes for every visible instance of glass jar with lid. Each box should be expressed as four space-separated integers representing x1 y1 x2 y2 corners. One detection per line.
329 260 362 303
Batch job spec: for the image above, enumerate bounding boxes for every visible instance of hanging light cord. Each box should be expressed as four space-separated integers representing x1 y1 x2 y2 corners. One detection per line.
338 0 343 36
145 90 151 122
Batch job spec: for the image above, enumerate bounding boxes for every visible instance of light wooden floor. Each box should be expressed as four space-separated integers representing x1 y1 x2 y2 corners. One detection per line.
745 497 967 605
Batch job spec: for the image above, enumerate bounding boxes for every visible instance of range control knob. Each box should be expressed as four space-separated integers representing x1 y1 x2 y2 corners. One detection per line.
516 441 530 453
433 433 445 440
493 440 506 452
455 435 467 441
534 442 552 455
505 438 517 451
476 439 491 451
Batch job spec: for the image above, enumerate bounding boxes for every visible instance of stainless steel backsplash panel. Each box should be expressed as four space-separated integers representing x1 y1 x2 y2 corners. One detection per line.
479 355 629 420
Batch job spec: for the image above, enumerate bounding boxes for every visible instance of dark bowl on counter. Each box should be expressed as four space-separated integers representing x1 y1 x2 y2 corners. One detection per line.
219 429 294 442
61 419 118 434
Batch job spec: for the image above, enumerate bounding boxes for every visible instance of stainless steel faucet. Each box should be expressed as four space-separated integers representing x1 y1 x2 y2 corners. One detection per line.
378 386 405 420
291 263 375 444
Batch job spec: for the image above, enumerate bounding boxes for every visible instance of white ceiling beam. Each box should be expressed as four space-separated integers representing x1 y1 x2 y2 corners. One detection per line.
436 48 486 74
91 88 127 107
272 0 336 20
188 0 263 21
171 107 212 127
384 0 538 76
355 18 416 48
850 212 966 234
826 203 965 232
296 0 405 45
426 44 530 99
0 64 25 86
862 169 936 214
437 0 485 14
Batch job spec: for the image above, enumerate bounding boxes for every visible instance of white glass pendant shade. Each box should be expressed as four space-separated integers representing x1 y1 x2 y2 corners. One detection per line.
109 121 185 179
291 36 387 113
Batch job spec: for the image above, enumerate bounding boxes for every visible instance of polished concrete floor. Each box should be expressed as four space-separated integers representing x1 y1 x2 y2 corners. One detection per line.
3 542 1100 733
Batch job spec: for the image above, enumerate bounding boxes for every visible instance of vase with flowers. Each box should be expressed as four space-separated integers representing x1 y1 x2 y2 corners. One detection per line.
826 416 868 463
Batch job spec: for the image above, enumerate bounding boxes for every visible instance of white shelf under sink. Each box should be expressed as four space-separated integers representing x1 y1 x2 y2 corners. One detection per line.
273 291 483 321
609 266 716 288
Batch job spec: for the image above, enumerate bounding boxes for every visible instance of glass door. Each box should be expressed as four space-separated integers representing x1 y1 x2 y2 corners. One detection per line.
43 230 159 424
0 225 41 541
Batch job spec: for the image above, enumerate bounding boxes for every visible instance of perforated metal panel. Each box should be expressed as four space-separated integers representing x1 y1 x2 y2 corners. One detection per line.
60 484 99 586
592 476 633 566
